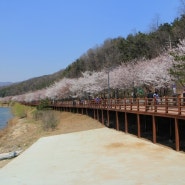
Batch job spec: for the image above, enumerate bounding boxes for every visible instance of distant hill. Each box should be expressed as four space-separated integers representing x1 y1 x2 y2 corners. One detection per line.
0 69 65 97
0 82 13 87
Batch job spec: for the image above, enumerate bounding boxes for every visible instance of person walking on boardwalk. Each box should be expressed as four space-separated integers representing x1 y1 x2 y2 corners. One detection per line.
153 91 159 104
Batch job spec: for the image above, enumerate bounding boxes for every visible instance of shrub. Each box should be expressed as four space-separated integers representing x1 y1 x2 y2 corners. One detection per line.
33 110 60 131
41 110 60 131
36 98 50 110
11 103 29 118
32 109 44 121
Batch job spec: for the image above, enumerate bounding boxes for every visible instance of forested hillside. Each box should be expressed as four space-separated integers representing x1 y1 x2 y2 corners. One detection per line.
4 39 185 103
0 14 185 97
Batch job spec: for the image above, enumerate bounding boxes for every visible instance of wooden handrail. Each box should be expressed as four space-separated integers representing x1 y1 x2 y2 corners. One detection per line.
21 96 185 117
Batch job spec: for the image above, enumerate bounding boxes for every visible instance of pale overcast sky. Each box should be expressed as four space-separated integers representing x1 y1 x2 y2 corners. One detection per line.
0 0 181 82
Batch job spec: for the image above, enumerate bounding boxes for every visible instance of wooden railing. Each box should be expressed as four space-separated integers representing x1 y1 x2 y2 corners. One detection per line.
49 97 185 118
22 97 185 152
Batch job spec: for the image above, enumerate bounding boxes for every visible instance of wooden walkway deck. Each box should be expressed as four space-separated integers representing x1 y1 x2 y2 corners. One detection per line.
55 97 185 118
25 97 185 152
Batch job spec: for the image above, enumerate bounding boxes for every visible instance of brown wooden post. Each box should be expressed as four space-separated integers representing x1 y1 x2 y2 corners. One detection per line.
116 111 119 130
101 110 104 124
137 98 139 111
165 97 168 114
86 108 88 115
94 109 96 119
81 108 83 114
107 110 110 127
97 109 99 121
125 112 128 133
152 115 156 143
137 114 141 138
154 100 157 112
119 99 121 109
130 98 133 110
175 118 180 151
124 98 126 110
177 96 181 115
145 97 147 112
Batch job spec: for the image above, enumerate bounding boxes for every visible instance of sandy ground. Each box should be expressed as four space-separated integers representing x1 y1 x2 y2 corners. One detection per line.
1 112 185 185
0 112 104 168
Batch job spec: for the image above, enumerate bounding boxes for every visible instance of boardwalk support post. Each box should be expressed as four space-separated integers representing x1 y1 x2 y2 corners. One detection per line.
137 114 141 138
125 112 128 133
175 118 180 151
107 110 110 127
93 109 96 119
152 115 156 143
116 111 119 130
101 110 104 124
97 109 99 121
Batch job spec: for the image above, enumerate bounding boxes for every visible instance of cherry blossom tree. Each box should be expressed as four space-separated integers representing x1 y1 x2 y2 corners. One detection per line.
2 42 182 102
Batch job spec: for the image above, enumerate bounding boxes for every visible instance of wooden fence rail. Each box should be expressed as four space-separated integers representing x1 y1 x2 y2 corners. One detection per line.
51 97 185 118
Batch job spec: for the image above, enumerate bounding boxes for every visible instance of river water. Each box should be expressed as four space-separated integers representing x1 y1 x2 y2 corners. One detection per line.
0 107 13 130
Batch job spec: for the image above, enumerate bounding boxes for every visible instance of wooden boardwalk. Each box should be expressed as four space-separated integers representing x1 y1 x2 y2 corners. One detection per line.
25 97 185 152
54 97 185 118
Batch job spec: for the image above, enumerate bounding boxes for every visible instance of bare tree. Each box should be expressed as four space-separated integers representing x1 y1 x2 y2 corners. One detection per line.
149 14 161 33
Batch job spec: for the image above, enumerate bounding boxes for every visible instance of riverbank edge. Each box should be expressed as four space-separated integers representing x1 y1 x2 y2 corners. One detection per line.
0 105 14 131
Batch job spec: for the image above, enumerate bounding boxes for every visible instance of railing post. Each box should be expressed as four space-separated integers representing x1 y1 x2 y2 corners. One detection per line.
177 96 181 115
130 98 132 111
124 98 126 110
119 99 121 109
137 98 139 111
154 99 157 112
145 97 147 112
165 97 168 113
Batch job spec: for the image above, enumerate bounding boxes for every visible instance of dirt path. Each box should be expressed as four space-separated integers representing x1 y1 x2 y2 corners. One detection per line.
0 112 104 168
